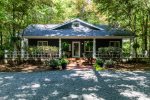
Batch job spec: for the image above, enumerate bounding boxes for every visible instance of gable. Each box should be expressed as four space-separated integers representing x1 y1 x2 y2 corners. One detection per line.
52 19 103 30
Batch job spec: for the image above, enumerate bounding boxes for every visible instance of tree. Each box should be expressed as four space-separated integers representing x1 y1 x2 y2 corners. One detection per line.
94 0 150 58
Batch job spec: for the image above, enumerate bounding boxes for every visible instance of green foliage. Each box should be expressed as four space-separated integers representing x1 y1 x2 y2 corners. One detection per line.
0 49 4 59
62 42 69 51
122 40 130 54
48 59 60 69
84 41 93 51
104 59 116 68
0 0 149 58
28 46 58 53
93 63 105 71
60 58 69 65
94 0 150 55
133 42 140 49
98 47 122 54
96 58 104 66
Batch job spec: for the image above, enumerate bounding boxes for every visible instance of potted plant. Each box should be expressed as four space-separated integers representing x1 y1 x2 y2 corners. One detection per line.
48 59 60 69
104 59 115 68
96 58 104 67
60 58 69 70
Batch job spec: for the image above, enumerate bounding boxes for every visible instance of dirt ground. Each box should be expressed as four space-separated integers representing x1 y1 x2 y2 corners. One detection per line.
0 64 51 72
0 63 150 72
115 63 150 71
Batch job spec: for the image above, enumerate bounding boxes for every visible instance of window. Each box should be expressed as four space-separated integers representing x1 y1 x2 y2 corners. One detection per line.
37 41 48 46
109 41 120 47
72 22 80 27
84 41 93 52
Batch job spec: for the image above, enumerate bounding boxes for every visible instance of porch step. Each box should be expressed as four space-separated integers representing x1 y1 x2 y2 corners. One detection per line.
67 58 88 65
66 58 94 70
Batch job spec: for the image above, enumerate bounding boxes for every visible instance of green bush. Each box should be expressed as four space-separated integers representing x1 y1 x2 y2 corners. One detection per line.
48 59 60 69
0 49 4 59
104 59 116 68
60 58 69 65
93 63 105 71
96 58 104 67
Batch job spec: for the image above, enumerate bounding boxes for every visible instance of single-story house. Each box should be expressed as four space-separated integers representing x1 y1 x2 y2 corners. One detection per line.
22 18 134 58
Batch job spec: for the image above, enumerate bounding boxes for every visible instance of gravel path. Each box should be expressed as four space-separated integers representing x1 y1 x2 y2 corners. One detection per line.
0 70 150 100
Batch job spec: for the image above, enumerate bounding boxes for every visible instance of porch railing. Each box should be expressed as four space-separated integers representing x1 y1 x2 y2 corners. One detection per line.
96 51 122 60
96 52 149 60
4 50 59 60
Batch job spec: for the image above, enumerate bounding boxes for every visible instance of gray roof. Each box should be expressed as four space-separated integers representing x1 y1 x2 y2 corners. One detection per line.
22 19 133 37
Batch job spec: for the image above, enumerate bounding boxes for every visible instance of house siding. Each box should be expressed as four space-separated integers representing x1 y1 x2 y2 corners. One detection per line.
28 39 59 47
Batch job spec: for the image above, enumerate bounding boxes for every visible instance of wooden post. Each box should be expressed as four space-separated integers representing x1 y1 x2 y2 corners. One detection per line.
4 50 8 63
59 38 62 58
93 38 96 58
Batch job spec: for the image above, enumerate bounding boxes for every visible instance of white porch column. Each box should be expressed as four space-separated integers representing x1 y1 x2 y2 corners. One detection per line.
93 38 96 58
59 38 62 58
4 50 8 63
25 38 28 59
25 38 28 47
21 38 25 59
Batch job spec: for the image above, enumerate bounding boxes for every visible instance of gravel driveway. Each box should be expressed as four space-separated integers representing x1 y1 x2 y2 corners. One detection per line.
0 69 150 100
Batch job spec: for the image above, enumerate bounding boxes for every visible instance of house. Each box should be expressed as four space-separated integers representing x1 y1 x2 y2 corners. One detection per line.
22 18 134 58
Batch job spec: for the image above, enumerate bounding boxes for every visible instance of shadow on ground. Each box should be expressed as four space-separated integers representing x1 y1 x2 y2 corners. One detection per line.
0 70 150 100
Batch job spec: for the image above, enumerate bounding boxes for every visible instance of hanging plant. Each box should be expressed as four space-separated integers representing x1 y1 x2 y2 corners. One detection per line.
62 42 69 51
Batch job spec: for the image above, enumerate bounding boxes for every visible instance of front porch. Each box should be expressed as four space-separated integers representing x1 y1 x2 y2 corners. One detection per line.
22 37 125 59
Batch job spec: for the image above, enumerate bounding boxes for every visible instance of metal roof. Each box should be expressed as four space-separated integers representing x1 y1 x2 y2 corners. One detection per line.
22 19 133 37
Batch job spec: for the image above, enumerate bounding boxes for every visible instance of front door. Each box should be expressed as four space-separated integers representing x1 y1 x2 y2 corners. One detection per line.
72 42 80 57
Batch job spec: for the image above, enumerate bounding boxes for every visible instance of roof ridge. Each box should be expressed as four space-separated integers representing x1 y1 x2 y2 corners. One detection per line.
50 18 104 30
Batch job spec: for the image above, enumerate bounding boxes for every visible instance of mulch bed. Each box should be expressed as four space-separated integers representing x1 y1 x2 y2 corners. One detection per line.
0 63 150 72
115 63 150 71
0 64 50 72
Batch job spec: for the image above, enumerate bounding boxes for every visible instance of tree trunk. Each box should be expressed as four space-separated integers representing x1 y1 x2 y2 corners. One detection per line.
144 14 148 51
0 32 2 48
12 2 16 36
134 15 138 59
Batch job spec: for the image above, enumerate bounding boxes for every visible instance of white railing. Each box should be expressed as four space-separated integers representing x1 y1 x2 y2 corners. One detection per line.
96 52 149 60
96 52 122 59
4 50 59 60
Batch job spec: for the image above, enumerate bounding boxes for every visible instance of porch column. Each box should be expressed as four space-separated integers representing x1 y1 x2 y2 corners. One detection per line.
25 38 29 59
59 38 62 58
93 38 96 58
25 38 28 47
21 38 25 59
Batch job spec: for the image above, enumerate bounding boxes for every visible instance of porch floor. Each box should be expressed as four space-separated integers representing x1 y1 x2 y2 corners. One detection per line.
66 58 94 70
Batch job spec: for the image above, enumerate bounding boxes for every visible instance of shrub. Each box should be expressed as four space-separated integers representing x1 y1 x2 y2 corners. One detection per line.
48 59 60 69
96 58 104 67
60 58 69 69
0 49 4 59
60 58 69 65
93 63 105 71
104 59 116 68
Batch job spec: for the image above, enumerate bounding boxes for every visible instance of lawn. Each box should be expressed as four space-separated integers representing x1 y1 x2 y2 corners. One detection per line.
0 70 150 100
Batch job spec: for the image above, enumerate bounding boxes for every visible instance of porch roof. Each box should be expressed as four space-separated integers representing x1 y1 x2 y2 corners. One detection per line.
23 25 133 37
